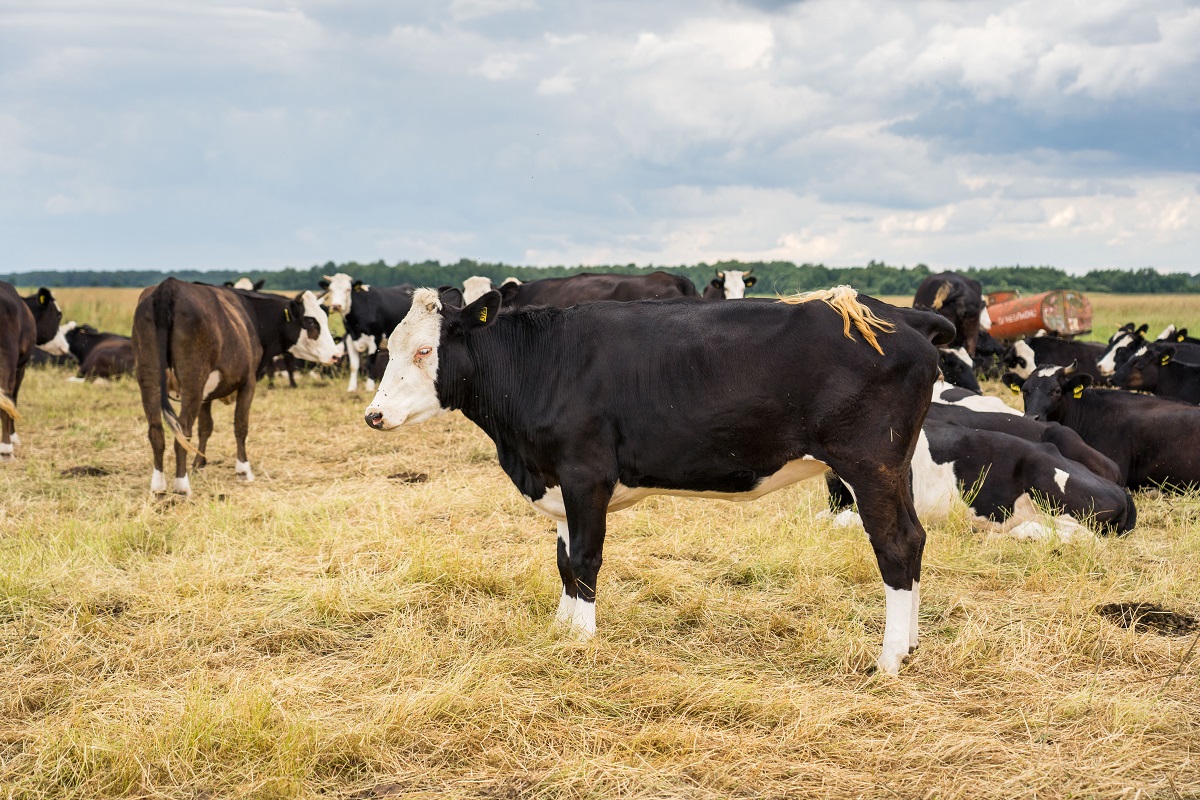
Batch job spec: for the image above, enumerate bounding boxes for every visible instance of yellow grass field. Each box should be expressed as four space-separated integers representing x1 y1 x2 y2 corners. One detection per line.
2 289 1200 799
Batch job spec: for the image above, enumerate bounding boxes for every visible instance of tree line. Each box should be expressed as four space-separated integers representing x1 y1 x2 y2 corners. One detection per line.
5 259 1199 295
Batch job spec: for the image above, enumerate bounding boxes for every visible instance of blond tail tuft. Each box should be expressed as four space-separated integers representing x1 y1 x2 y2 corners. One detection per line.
777 285 894 355
0 391 21 423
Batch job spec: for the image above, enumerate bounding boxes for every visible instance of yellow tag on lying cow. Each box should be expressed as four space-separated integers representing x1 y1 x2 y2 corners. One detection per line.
1179 334 1186 342
1073 385 1084 399
478 307 488 323
1161 354 1171 365
1010 384 1019 394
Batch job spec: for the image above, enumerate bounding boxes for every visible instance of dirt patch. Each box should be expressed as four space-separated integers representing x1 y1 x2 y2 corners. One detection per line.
1095 602 1199 636
60 465 112 477
387 471 428 483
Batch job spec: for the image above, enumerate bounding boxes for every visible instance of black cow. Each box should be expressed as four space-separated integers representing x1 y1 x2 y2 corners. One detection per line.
365 285 956 675
132 279 337 495
1003 336 1105 382
1097 324 1200 378
64 324 135 380
827 421 1134 536
938 347 981 392
913 272 991 356
1007 362 1200 491
0 285 68 459
1112 343 1200 405
702 268 756 299
497 271 698 309
317 273 415 391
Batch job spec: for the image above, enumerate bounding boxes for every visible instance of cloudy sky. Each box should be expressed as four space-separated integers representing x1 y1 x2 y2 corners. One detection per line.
3 0 1198 273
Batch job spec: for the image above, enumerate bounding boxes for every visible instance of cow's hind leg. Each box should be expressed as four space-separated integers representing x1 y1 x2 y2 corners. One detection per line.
172 392 202 496
839 466 924 675
555 521 577 624
232 381 255 481
194 401 214 470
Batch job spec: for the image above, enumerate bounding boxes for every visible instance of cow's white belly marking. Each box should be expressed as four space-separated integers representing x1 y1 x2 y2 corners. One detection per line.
526 457 829 521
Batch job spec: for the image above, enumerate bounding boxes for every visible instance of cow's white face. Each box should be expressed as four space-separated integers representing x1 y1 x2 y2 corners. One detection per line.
722 270 747 299
41 320 74 356
232 277 254 290
365 289 447 429
288 291 340 365
979 297 992 331
463 276 493 304
321 273 355 315
1097 332 1134 375
1010 340 1035 378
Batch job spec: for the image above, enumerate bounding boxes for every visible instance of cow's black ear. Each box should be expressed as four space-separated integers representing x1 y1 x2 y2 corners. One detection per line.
1178 328 1188 341
709 278 723 289
224 281 235 287
744 276 756 288
1136 324 1149 335
498 282 521 304
253 279 265 291
37 288 53 306
439 287 465 309
1065 373 1092 398
352 280 365 292
285 298 305 323
1159 346 1176 365
318 279 330 290
1001 372 1025 393
460 290 501 332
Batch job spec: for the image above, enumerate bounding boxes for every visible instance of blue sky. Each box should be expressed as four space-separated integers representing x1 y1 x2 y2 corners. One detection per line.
2 0 1198 273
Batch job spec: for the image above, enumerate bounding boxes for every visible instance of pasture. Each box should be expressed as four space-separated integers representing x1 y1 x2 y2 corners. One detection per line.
2 289 1199 799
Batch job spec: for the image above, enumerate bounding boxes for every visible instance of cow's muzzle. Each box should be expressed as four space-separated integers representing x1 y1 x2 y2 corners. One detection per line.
365 411 386 429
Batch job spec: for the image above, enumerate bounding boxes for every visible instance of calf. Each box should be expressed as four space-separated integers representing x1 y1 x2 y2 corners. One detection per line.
828 422 1135 536
318 273 415 391
913 272 991 356
1112 343 1200 405
702 268 756 299
64 324 135 380
0 285 68 459
1012 362 1200 491
497 270 698 309
365 285 956 674
132 279 336 495
1003 336 1105 381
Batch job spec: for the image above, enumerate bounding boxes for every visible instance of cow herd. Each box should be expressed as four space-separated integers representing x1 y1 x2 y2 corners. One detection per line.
1 268 1197 675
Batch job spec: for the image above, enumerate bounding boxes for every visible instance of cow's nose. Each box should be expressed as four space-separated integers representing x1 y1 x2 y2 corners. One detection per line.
365 411 385 429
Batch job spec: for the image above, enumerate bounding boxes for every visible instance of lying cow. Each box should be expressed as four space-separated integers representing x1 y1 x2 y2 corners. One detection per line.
1009 362 1200 491
64 323 135 380
827 421 1135 536
1003 336 1105 381
318 273 414 391
932 380 1022 416
938 347 981 392
1 286 69 460
1111 343 1200 405
365 285 956 675
132 279 336 495
497 271 698 309
702 269 756 299
913 271 991 356
1157 325 1200 346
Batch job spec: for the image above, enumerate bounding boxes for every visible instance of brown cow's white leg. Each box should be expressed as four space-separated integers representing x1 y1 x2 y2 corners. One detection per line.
232 382 255 482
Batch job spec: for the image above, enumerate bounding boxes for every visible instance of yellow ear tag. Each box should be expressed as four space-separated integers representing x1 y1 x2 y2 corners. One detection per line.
478 307 488 323
39 295 46 305
1073 385 1084 399
1010 384 1019 394
1161 355 1171 365
284 308 291 322
1178 335 1186 342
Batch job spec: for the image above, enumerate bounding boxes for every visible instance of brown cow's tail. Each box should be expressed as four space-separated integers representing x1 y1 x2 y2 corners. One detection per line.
0 389 20 423
777 285 895 355
152 286 200 456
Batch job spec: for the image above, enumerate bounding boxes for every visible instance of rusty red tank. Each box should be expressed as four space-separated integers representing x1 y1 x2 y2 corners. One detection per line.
985 290 1093 339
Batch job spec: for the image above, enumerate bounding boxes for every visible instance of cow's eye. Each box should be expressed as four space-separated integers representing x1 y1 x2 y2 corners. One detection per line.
415 346 432 361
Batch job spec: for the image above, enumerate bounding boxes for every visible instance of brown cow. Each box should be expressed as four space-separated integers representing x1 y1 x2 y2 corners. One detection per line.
132 279 337 495
0 284 68 460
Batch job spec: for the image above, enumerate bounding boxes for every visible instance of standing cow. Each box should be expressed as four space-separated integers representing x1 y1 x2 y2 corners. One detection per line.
365 286 956 675
703 269 756 299
133 279 337 495
0 285 69 460
496 271 698 309
318 273 415 392
913 272 991 356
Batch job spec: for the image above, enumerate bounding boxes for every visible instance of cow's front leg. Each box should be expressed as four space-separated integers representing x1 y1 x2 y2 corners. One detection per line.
560 479 613 641
555 520 577 624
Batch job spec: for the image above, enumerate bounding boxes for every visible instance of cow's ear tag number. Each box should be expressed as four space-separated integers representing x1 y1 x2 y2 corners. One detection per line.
478 308 488 323
1073 385 1084 399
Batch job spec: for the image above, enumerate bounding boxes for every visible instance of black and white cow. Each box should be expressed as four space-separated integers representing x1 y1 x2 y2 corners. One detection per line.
938 346 981 392
931 380 1022 416
132 279 337 495
913 272 992 356
1003 336 1105 382
365 285 957 674
702 269 756 299
463 276 493 304
64 323 135 380
1157 325 1200 346
1008 362 1200 491
497 271 699 309
318 273 415 391
225 278 266 291
1097 324 1200 378
826 421 1135 537
1111 343 1200 405
0 285 69 459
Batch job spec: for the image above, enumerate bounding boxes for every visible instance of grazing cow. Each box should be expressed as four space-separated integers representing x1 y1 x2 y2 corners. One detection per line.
1008 362 1200 491
64 324 135 380
1111 343 1200 405
702 269 756 299
365 285 957 675
1002 336 1106 382
932 380 1022 416
827 422 1135 536
318 273 415 391
462 276 494 304
913 272 992 356
132 279 336 495
225 278 266 291
497 271 698 309
1 285 68 459
938 346 981 392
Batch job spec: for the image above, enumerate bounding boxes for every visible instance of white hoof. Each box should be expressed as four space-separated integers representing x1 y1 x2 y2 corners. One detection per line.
150 469 167 494
235 460 255 482
568 599 596 641
554 590 576 624
173 475 191 496
875 649 905 676
9 433 19 446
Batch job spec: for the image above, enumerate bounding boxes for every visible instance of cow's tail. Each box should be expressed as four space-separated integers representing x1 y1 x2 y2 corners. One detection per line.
0 389 20 423
778 285 894 355
152 286 200 456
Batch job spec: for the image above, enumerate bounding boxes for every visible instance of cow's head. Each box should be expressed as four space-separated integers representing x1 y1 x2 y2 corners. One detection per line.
709 268 756 300
1013 362 1091 422
462 276 493 304
364 287 500 430
1112 344 1173 391
317 273 360 315
1097 323 1147 376
937 346 981 393
1002 340 1036 379
284 291 340 364
26 288 68 353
